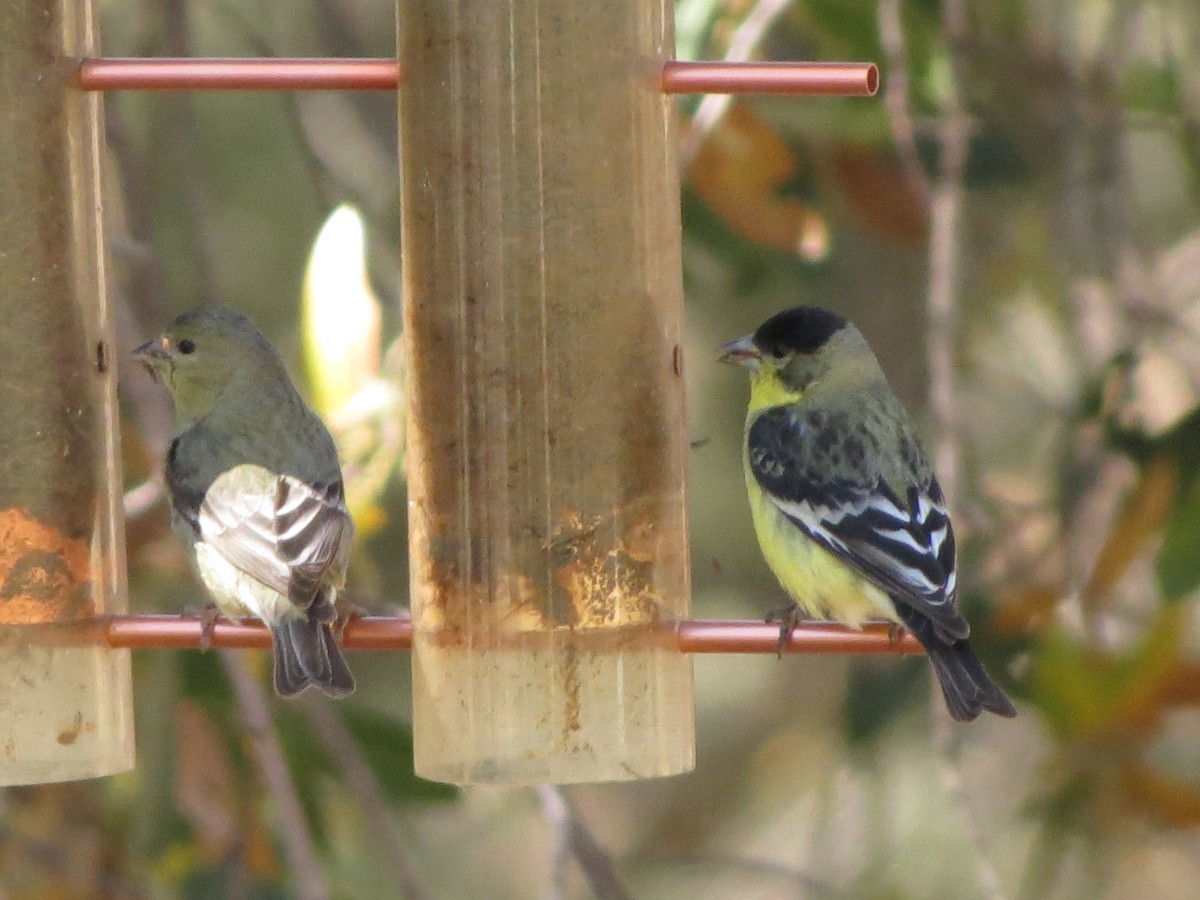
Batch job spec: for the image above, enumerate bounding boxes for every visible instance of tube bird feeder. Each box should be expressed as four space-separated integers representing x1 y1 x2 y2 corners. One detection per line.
400 1 693 784
0 0 134 784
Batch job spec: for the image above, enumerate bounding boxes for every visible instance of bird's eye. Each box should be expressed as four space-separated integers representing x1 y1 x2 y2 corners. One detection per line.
177 339 197 355
762 344 790 361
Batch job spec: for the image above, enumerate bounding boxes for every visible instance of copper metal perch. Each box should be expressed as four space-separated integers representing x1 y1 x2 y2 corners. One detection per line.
76 58 877 96
97 615 921 654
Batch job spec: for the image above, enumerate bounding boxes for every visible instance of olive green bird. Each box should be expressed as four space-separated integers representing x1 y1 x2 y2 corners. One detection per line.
135 307 355 697
721 306 1015 721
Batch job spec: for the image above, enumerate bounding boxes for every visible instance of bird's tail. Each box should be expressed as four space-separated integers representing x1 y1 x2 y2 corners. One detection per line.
896 605 1016 722
272 616 356 698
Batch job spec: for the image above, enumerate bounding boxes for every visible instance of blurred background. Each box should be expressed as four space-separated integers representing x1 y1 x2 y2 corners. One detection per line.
6 0 1200 897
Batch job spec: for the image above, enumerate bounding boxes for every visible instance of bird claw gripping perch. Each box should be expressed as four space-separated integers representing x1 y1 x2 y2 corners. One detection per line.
765 601 803 659
192 600 219 652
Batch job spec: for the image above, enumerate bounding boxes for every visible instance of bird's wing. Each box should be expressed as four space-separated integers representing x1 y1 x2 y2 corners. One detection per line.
166 436 205 538
193 464 352 614
748 406 967 639
272 475 353 611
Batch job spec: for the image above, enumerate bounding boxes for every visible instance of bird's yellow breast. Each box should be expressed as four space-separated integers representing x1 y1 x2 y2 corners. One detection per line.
745 470 898 628
747 366 806 413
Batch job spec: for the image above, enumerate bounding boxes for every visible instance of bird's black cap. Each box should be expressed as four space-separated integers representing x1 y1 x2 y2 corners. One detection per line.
752 306 848 357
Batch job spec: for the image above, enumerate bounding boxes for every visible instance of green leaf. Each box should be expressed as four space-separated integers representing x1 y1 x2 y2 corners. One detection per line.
274 707 337 846
843 655 927 746
1120 64 1182 116
273 704 458 847
674 0 722 61
1029 608 1184 736
792 0 885 59
338 706 459 805
178 647 237 707
183 869 289 900
1157 475 1200 601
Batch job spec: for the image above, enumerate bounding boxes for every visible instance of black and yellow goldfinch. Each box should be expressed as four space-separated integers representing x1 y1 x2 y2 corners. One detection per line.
720 306 1015 721
135 308 355 698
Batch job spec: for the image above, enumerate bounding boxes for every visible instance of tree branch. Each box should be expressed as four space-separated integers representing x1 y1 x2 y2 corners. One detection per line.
300 697 430 899
222 652 329 900
876 0 932 204
160 0 221 307
678 0 795 171
924 3 1008 899
926 1 969 512
535 785 632 900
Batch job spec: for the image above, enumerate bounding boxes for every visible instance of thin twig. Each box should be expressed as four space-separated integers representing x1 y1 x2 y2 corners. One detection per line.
209 3 338 212
300 697 430 900
160 0 221 306
925 3 1008 899
538 784 571 900
876 0 932 204
123 478 165 519
1016 818 1070 900
534 786 633 900
930 724 1007 900
926 13 969 512
624 852 841 896
222 652 329 900
678 0 795 171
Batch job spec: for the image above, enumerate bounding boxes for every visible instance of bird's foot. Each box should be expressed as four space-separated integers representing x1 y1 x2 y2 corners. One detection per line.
182 601 220 652
765 602 802 659
886 621 907 648
333 601 368 639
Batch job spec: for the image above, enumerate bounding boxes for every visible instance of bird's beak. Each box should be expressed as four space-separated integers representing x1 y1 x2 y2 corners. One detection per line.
132 337 170 361
718 335 761 369
133 337 171 379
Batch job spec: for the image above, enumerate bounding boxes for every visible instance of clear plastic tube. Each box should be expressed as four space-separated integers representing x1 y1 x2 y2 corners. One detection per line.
0 0 134 784
399 0 694 784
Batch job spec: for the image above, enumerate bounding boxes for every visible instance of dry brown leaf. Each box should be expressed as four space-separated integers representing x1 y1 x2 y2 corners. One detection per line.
689 104 828 259
1084 455 1178 599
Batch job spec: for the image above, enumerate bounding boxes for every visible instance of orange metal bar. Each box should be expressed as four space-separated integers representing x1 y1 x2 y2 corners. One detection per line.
108 615 275 649
98 615 920 654
76 58 398 91
661 60 877 96
75 58 877 96
676 620 918 654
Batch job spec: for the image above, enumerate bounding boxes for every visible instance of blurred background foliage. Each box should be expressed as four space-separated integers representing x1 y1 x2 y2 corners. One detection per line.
5 0 1200 897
